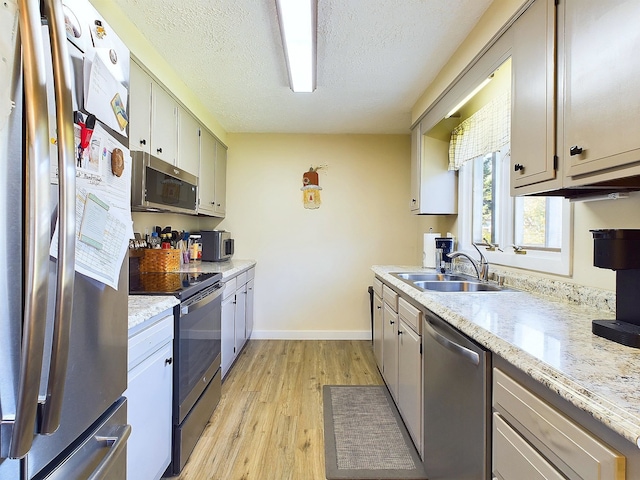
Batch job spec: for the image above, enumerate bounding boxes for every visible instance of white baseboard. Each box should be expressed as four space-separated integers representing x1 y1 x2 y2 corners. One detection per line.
250 330 371 340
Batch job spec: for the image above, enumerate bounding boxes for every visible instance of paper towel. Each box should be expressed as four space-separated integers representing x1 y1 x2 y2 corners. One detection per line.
423 233 441 268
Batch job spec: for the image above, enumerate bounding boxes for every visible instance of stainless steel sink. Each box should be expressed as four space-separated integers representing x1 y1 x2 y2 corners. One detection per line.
392 272 470 282
413 280 504 292
390 271 509 292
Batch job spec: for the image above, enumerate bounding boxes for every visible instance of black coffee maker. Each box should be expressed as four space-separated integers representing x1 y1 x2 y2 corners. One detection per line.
591 229 640 348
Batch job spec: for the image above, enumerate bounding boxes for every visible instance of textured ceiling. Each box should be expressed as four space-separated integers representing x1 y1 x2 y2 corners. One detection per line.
110 0 493 134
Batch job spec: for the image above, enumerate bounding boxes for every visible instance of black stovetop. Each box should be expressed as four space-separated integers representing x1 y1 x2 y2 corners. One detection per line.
129 271 222 300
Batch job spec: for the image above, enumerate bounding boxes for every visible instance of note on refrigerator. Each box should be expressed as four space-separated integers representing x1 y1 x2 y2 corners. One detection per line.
84 52 129 135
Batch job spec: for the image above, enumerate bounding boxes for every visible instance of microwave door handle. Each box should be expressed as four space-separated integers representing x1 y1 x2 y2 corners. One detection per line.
39 0 77 435
10 0 52 459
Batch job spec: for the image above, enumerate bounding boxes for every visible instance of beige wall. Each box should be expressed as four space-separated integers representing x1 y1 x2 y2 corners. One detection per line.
217 134 416 338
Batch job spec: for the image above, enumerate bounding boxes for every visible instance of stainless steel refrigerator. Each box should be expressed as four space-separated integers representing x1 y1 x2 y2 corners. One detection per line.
0 0 130 478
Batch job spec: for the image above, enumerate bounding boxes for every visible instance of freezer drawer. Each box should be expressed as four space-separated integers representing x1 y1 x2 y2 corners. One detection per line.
34 398 130 480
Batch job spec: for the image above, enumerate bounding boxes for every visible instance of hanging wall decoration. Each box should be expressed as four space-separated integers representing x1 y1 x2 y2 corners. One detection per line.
301 166 324 209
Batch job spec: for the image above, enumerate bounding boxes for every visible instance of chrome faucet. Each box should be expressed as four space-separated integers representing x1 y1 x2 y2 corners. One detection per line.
447 243 489 281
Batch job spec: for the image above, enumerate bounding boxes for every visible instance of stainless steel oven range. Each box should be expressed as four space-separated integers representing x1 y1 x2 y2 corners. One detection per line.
129 271 223 475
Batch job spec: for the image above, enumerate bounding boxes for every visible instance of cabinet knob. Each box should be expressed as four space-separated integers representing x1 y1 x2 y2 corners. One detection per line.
210 201 215 205
569 145 583 156
165 357 173 365
377 305 381 310
514 163 524 172
140 139 147 145
398 330 403 335
389 320 395 325
157 147 163 154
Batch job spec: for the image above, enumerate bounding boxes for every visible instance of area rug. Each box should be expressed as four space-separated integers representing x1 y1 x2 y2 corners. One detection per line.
323 385 427 480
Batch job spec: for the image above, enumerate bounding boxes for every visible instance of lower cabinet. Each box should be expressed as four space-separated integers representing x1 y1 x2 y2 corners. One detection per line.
382 298 399 399
221 267 255 378
493 367 625 480
126 310 174 480
396 298 422 456
375 277 423 457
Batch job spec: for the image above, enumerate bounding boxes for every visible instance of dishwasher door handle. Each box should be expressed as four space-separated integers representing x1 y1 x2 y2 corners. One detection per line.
425 318 480 366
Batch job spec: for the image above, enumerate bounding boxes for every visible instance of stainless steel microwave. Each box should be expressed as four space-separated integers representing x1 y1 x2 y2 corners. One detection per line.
131 151 198 214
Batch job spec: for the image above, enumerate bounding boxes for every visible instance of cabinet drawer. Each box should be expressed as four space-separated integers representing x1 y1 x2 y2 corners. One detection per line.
493 368 625 480
398 297 421 334
223 277 237 299
236 271 248 287
493 412 564 480
382 284 398 312
247 267 255 282
128 313 173 372
373 277 383 298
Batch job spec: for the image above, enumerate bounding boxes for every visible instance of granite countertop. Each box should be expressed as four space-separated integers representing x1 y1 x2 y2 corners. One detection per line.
372 265 640 449
127 259 256 330
128 295 179 330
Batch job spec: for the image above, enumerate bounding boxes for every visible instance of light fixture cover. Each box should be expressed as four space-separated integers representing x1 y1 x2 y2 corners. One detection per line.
276 0 317 93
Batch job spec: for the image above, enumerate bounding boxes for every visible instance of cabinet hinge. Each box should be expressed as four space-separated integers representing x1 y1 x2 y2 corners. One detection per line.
420 343 423 355
555 0 559 5
553 155 558 171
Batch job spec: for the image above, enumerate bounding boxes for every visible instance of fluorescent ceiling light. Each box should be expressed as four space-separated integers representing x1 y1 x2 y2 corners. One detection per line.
276 0 317 93
445 76 493 118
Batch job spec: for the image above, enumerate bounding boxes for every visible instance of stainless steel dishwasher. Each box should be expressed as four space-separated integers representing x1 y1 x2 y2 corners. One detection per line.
422 310 491 479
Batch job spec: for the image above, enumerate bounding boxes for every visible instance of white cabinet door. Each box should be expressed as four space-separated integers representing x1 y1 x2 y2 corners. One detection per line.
245 278 254 340
214 143 227 217
151 82 178 164
198 130 217 215
235 283 247 354
373 292 384 371
126 341 173 480
128 61 152 154
221 294 236 378
397 320 422 455
382 302 398 400
177 106 201 177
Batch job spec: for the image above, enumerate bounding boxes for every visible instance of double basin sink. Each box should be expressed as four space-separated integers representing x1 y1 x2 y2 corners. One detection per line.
391 272 508 293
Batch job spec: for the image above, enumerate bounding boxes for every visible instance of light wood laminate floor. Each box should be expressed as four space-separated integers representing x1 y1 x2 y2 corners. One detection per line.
176 340 384 480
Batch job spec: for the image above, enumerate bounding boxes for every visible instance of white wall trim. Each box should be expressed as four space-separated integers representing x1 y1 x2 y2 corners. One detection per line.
250 330 371 340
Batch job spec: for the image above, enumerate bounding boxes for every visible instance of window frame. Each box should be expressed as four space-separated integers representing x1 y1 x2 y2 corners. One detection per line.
458 153 573 276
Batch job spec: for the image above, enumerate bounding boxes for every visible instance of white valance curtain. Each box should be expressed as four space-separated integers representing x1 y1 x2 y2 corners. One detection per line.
448 90 511 171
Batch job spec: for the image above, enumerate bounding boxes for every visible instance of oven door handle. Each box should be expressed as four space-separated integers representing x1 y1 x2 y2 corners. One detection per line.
181 285 223 314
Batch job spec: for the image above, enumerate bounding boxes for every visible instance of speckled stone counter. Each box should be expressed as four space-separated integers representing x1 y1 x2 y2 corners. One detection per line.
372 265 640 449
128 259 256 329
128 295 179 329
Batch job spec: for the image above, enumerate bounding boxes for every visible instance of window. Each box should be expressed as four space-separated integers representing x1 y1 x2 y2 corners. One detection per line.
458 150 572 275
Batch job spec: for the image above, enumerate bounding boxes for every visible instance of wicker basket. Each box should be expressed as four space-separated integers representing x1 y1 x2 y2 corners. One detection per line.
139 249 181 272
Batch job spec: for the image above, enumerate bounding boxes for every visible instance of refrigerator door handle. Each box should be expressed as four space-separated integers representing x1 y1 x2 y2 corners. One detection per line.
10 0 53 459
87 424 132 480
39 0 77 435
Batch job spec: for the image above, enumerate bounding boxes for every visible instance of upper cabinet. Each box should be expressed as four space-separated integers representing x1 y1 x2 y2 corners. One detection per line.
150 82 178 165
510 0 640 195
410 113 457 215
198 128 226 218
214 144 227 217
198 129 217 216
129 61 152 154
510 0 558 193
177 107 201 177
562 0 640 185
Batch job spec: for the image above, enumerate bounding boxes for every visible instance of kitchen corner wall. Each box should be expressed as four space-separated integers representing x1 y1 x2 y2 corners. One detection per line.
216 134 415 339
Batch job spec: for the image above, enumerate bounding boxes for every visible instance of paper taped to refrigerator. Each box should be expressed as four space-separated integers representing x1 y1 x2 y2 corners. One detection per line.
50 125 133 289
84 52 129 135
